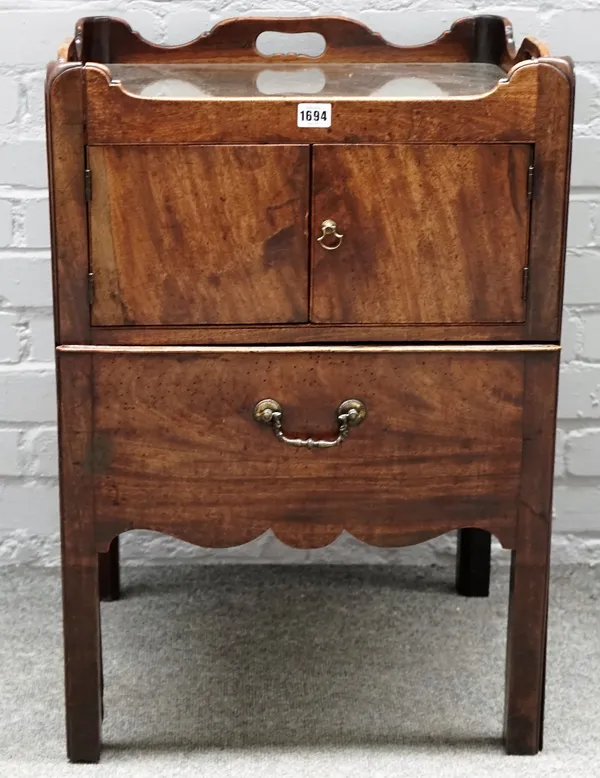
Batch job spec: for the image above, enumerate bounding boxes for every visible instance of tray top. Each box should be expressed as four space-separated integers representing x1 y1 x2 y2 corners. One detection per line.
108 62 507 99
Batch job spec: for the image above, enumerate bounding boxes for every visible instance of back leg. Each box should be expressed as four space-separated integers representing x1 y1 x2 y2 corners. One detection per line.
98 537 120 602
455 528 491 597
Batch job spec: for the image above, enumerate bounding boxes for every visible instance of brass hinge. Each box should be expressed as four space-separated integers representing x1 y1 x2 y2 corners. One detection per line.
88 272 95 305
527 164 534 200
84 169 92 201
522 266 530 301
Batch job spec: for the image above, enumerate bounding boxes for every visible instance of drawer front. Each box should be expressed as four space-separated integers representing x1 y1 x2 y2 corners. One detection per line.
89 145 309 326
311 144 531 325
91 347 526 548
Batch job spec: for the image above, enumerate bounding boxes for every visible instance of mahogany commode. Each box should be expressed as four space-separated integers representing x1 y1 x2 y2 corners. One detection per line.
46 14 574 762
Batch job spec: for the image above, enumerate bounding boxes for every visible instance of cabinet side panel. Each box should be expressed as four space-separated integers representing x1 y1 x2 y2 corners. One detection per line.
526 60 575 340
47 65 90 344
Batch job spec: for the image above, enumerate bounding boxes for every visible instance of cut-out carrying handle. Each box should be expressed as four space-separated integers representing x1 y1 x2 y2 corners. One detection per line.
69 15 531 66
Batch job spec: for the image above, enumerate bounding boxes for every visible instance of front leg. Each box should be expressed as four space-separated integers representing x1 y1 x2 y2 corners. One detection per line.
59 352 102 762
504 351 557 754
504 530 551 754
63 549 102 762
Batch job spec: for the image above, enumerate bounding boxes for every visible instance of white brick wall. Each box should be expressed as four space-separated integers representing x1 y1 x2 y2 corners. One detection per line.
0 201 12 247
23 200 50 249
0 1 599 554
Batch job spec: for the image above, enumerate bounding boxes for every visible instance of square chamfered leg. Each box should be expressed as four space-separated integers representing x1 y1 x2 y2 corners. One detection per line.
62 549 102 762
504 533 551 755
503 351 557 755
99 537 120 602
59 352 102 763
455 528 491 597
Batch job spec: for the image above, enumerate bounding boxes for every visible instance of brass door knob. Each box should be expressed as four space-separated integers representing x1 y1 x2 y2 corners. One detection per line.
317 219 344 250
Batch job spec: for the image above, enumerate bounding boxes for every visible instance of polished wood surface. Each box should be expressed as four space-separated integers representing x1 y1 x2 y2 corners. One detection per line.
70 15 520 66
504 350 559 755
525 61 575 341
511 36 550 67
89 144 309 326
84 63 538 145
61 344 558 353
90 322 533 345
57 352 101 762
46 64 90 344
311 144 531 325
90 348 525 550
47 14 574 761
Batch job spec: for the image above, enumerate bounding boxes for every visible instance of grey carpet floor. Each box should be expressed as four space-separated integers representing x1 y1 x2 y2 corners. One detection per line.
1 564 599 777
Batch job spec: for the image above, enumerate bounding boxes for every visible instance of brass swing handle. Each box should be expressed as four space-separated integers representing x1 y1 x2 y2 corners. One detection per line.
253 399 366 449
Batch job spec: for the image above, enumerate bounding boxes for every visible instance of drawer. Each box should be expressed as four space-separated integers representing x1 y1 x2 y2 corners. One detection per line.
88 144 310 326
90 346 531 548
311 144 532 325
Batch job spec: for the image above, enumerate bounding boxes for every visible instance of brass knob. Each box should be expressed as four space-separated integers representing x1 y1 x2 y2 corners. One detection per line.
318 219 344 251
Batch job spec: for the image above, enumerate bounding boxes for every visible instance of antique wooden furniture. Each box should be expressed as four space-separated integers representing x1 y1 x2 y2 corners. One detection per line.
46 15 574 763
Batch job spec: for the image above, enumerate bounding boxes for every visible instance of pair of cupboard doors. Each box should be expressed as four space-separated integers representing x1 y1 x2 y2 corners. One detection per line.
89 142 533 328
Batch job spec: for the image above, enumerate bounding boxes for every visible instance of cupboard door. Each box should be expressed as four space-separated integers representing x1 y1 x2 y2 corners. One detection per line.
89 145 309 326
311 144 532 325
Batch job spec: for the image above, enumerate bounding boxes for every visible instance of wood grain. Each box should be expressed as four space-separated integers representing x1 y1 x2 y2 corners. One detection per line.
71 15 515 65
311 144 531 325
57 352 101 762
84 63 538 145
89 348 525 551
47 16 571 760
525 60 575 341
46 64 89 344
89 145 309 326
504 350 559 755
92 324 536 346
61 344 558 353
90 323 534 345
510 36 550 68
